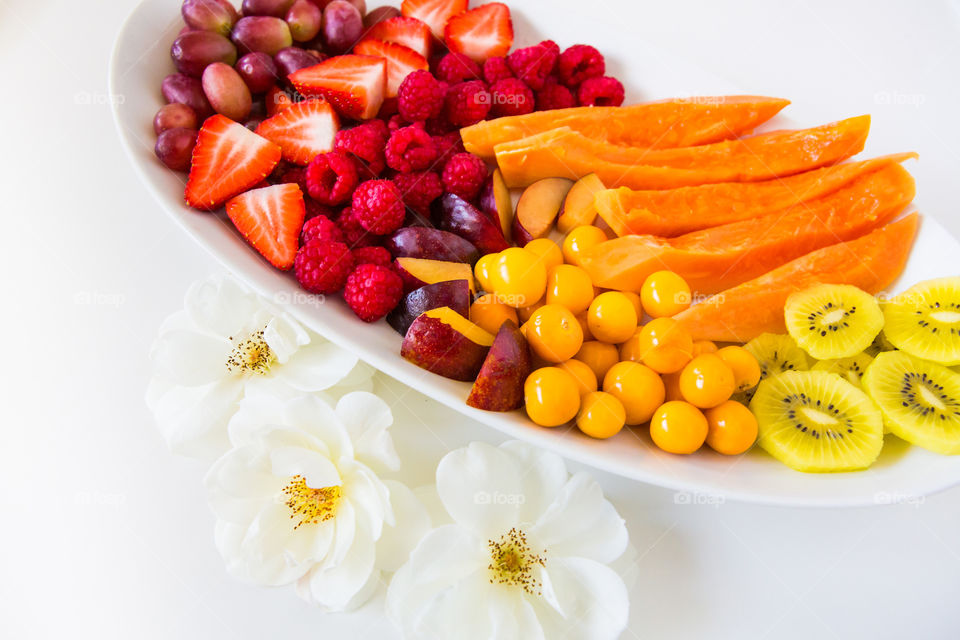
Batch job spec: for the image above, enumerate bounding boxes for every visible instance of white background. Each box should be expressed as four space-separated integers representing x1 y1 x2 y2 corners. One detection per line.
3 0 960 638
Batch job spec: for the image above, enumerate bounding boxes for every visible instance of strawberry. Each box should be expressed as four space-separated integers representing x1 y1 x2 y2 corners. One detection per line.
353 39 429 98
362 16 433 59
400 0 467 39
255 99 340 165
266 85 294 117
290 55 386 121
185 115 282 211
444 3 513 63
225 183 305 270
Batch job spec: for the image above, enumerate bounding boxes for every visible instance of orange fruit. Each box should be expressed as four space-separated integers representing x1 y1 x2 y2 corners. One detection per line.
557 358 598 396
704 400 758 455
574 340 620 382
470 294 519 335
587 291 638 344
524 238 564 272
640 270 692 318
636 318 694 374
474 253 498 293
622 291 643 319
692 340 718 356
546 264 595 314
524 367 581 426
602 361 665 424
577 391 626 439
562 225 608 266
717 346 762 393
650 401 708 454
490 247 547 307
526 304 584 363
662 371 684 402
678 354 736 409
517 297 545 323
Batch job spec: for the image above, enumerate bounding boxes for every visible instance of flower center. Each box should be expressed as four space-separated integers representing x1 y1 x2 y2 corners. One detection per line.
282 475 342 530
487 528 546 595
225 329 276 375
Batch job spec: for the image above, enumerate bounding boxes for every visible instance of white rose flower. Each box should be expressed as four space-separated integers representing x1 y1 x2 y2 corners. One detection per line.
386 441 630 640
207 392 429 612
146 275 372 459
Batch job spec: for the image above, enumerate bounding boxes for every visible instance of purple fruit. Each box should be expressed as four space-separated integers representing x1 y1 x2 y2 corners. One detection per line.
273 47 322 84
241 0 294 16
161 73 214 119
231 16 293 56
170 30 238 77
235 52 278 93
202 62 253 121
321 0 363 55
286 0 323 42
181 0 238 36
155 127 198 171
154 103 199 134
243 117 264 131
363 5 399 28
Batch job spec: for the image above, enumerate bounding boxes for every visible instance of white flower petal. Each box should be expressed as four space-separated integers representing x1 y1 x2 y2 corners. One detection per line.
269 446 341 489
184 275 258 338
436 442 523 539
236 500 315 585
532 557 629 640
272 340 360 391
342 463 392 541
375 480 431 573
262 313 310 364
226 395 287 446
152 329 231 385
281 395 353 463
326 499 357 567
336 392 400 472
151 378 243 460
499 440 569 525
414 569 496 640
297 516 378 611
206 444 282 524
156 309 194 335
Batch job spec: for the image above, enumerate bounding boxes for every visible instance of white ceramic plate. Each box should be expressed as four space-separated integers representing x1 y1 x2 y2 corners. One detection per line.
111 0 960 506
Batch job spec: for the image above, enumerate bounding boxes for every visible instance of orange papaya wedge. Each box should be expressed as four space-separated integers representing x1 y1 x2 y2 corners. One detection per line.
580 163 915 295
494 115 871 189
460 95 791 159
596 152 918 237
673 213 920 343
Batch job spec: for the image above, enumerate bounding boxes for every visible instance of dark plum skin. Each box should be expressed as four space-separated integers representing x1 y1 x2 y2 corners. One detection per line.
438 193 510 256
387 279 472 335
385 227 480 265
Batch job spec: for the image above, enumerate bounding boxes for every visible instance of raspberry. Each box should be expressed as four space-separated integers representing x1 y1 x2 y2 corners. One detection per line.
425 116 453 136
433 132 465 165
444 81 491 128
385 125 438 173
557 44 605 87
303 198 339 222
442 152 487 201
294 240 355 294
352 179 406 235
344 264 403 322
397 70 446 122
386 114 409 132
482 56 513 84
393 170 443 215
507 41 559 91
301 214 343 245
306 151 359 206
436 53 482 84
351 245 392 268
336 206 381 248
334 120 389 179
535 78 576 111
578 76 625 107
489 78 534 117
278 166 308 193
377 96 399 120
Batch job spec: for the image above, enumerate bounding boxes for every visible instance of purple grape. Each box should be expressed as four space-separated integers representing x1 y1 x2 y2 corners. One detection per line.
243 117 264 131
202 62 253 121
154 103 199 134
363 5 399 28
241 0 294 16
274 47 322 85
170 30 238 77
161 73 214 118
235 52 278 93
181 0 238 36
286 0 323 42
231 16 293 56
155 127 198 171
321 1 363 55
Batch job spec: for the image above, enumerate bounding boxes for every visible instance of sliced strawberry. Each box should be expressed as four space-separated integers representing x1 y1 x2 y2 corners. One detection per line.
255 99 340 165
362 16 433 59
400 0 467 39
225 183 305 270
444 3 513 63
185 115 281 211
353 39 429 98
266 85 294 117
290 55 386 121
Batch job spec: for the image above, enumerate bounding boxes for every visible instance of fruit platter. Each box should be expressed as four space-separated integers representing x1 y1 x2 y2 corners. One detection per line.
111 0 960 505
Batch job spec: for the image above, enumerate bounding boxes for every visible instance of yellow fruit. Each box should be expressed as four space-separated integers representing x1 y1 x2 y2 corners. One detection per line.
602 361 665 424
587 291 638 344
546 264 595 314
650 401 708 454
577 391 626 439
490 247 547 307
562 225 608 266
557 358 598 396
523 237 564 272
636 317 693 374
678 354 736 409
474 253 498 293
470 294 520 335
704 400 758 455
524 367 581 426
641 270 692 318
717 346 762 393
526 304 584 363
692 340 718 356
574 340 620 382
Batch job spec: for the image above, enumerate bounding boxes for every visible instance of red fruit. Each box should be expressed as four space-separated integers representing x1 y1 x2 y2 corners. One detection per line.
489 77 534 117
443 3 513 63
385 125 437 172
386 113 409 131
482 56 512 84
397 70 446 122
363 16 432 58
303 198 339 221
295 240 355 293
535 77 575 111
441 152 487 201
277 165 308 190
289 54 386 120
344 263 403 321
301 213 344 245
436 52 482 84
353 39 429 99
400 0 467 39
334 120 389 177
337 206 381 247
225 183 305 270
265 85 294 116
352 179 406 234
185 115 281 210
557 44 605 87
305 150 359 205
378 96 400 119
255 98 339 165
506 41 558 90
433 131 464 165
393 170 443 214
578 75 624 107
443 80 491 127
352 245 392 267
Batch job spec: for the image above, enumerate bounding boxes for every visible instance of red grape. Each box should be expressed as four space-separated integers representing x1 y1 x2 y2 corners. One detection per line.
155 127 198 171
181 0 238 36
241 0 294 17
231 16 293 56
321 1 363 55
154 103 199 134
170 30 237 77
161 73 214 118
286 0 323 42
274 47 323 84
363 5 399 28
202 62 253 121
235 52 278 93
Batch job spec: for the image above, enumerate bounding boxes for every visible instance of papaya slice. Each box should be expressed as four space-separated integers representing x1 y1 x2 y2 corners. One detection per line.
596 152 918 237
673 213 920 343
461 95 791 159
494 115 871 189
580 163 915 294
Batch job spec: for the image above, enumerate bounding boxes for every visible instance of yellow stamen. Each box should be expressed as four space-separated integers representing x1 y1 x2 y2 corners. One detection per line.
225 329 276 375
282 475 342 530
488 528 546 595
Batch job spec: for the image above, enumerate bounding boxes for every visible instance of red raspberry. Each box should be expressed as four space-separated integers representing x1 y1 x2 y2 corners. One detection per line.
377 96 399 120
351 245 392 268
483 56 513 84
301 214 343 245
578 76 625 107
334 121 389 179
557 44 605 87
489 78 534 117
424 116 453 136
385 125 438 173
436 53 482 84
306 151 359 206
444 81 491 128
303 198 339 222
278 166 308 193
352 179 405 235
393 170 443 215
344 264 403 322
294 240 355 294
336 206 381 248
397 70 446 123
507 41 559 91
433 132 465 165
386 114 409 132
442 152 487 201
535 78 576 111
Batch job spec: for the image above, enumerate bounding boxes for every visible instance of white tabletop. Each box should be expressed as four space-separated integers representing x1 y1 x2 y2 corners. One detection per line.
3 0 960 637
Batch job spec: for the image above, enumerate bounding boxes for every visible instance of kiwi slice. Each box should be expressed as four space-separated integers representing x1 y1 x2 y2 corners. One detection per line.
865 329 898 356
811 352 875 387
784 284 883 359
862 351 960 454
882 277 960 365
749 370 884 472
738 333 813 402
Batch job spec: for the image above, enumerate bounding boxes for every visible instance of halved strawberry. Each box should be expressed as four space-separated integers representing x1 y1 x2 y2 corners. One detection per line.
353 39 429 98
444 3 513 63
225 183 305 270
185 115 281 211
266 85 294 117
400 0 467 39
362 16 433 59
255 99 340 165
290 55 386 121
